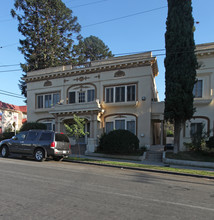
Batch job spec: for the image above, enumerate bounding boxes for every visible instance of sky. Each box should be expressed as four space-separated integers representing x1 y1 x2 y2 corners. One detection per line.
0 0 214 106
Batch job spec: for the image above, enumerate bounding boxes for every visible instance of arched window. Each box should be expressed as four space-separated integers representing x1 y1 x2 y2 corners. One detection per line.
105 115 137 135
68 84 96 104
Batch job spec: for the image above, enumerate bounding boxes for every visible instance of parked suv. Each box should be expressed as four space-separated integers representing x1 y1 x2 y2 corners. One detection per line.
0 130 71 162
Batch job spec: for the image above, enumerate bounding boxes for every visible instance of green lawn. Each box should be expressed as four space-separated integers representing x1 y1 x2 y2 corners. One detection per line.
67 157 214 177
166 151 214 163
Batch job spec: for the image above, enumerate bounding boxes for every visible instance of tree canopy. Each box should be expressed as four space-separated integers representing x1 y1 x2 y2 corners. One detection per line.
164 0 198 153
73 35 113 64
11 0 81 97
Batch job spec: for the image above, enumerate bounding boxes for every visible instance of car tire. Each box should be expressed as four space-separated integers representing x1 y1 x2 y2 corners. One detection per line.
1 145 9 158
53 157 63 161
34 149 45 162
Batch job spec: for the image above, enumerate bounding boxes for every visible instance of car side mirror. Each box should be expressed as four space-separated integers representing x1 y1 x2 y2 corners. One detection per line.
12 136 17 140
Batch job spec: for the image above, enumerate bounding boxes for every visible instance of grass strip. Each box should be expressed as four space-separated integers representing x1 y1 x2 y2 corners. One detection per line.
67 157 214 177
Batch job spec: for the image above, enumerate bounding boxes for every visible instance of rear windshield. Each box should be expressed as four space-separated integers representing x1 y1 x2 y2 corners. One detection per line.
55 133 69 142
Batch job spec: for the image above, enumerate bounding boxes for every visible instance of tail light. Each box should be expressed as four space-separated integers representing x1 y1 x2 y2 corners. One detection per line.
50 142 55 148
69 144 71 150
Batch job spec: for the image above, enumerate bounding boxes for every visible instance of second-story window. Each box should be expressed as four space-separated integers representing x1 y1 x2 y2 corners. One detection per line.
36 92 60 109
115 86 125 102
69 92 76 103
45 95 52 108
87 89 95 102
127 85 136 101
79 92 85 103
106 87 114 103
68 86 95 104
193 80 202 98
105 84 136 103
37 95 43 108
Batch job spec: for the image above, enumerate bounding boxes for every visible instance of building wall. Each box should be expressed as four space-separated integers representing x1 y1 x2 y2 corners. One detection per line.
26 53 160 147
181 43 214 150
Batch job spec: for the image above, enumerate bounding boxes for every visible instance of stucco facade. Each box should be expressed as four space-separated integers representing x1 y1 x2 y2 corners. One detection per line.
0 101 27 133
180 42 214 150
25 52 164 152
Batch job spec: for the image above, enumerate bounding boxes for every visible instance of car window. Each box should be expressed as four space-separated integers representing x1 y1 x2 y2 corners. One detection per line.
39 132 53 141
15 132 27 141
55 133 69 142
26 131 40 141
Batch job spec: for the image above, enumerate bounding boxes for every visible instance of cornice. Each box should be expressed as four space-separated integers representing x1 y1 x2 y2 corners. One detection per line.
24 58 157 83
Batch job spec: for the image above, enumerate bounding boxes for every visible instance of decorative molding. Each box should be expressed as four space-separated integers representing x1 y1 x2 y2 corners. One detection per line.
114 70 125 77
74 76 90 82
94 74 100 79
24 59 156 83
64 79 69 83
44 80 52 87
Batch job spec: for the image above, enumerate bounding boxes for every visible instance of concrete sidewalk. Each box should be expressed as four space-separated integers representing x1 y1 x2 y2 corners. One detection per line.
69 153 214 172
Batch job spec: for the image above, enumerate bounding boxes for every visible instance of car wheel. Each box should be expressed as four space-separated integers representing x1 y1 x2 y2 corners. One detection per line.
53 157 63 161
1 145 9 158
34 149 45 162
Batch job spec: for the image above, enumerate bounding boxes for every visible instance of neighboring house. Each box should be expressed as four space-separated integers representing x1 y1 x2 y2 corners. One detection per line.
25 52 164 152
181 42 214 150
0 101 27 133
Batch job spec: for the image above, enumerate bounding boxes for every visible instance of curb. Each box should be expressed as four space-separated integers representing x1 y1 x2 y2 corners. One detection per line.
163 152 214 168
64 159 214 180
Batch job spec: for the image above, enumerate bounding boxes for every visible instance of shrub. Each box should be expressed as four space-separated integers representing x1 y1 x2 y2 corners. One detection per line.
20 122 47 131
0 132 15 141
206 136 214 150
98 130 139 155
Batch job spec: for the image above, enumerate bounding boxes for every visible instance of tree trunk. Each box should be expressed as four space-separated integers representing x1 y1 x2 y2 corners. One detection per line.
174 120 182 154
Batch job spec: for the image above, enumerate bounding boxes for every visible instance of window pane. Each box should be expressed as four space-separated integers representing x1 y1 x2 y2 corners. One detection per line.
190 123 203 137
115 87 125 102
45 95 52 108
53 93 60 106
127 85 136 101
37 96 43 108
127 121 136 134
43 123 52 131
79 92 85 103
69 92 76 103
106 122 114 133
16 132 27 141
87 89 95 102
39 132 52 141
193 80 202 98
106 88 114 103
115 120 125 130
26 131 39 141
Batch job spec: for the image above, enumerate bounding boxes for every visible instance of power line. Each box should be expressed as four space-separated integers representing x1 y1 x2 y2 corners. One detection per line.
0 64 20 68
82 6 167 28
0 92 24 99
0 69 22 73
71 0 109 9
0 89 23 97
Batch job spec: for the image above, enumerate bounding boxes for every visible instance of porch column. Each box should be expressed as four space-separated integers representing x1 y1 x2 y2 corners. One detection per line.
54 114 59 132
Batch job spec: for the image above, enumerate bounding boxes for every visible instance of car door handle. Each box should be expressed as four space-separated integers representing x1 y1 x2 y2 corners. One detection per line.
20 141 24 144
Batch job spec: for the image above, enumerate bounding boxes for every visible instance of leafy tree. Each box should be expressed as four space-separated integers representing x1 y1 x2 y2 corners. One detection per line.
64 114 88 155
11 0 81 97
73 35 113 64
164 0 197 153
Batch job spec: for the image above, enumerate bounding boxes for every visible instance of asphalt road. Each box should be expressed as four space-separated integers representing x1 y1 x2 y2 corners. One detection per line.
0 157 214 220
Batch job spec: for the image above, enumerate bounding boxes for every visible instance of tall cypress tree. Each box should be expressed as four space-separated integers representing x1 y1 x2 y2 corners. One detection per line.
11 0 81 98
164 0 197 153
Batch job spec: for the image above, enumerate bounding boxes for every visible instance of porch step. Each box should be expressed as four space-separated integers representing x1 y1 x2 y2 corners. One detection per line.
145 151 163 162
